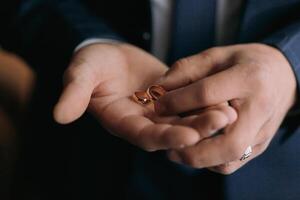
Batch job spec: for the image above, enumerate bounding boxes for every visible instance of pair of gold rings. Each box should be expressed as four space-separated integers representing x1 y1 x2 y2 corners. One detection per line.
133 85 166 105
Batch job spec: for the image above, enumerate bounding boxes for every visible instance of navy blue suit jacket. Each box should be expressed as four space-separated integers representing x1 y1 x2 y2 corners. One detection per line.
18 1 300 199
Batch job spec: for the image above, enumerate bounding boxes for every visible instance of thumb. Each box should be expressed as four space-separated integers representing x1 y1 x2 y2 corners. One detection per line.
53 63 97 124
157 47 231 90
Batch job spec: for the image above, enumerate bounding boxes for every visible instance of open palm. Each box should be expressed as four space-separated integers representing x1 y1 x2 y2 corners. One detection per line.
54 43 235 151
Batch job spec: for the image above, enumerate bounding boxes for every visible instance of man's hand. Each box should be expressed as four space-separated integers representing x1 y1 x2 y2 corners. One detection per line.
155 43 297 174
0 51 35 107
53 43 236 151
0 50 34 179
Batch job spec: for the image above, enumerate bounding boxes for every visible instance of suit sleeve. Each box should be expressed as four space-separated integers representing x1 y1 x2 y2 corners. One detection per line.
18 0 125 53
262 21 300 116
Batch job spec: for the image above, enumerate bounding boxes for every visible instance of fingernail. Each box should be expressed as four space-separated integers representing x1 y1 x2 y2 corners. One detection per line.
147 85 166 101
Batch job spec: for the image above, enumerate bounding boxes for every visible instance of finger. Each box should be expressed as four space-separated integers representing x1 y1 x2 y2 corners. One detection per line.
198 103 237 124
53 64 97 124
151 102 231 123
116 116 200 151
170 105 237 139
155 66 246 115
92 98 201 151
208 140 270 175
157 47 233 90
167 103 265 168
179 102 229 117
208 108 283 174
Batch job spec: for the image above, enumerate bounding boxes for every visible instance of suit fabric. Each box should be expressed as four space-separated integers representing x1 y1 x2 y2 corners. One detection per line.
18 0 300 199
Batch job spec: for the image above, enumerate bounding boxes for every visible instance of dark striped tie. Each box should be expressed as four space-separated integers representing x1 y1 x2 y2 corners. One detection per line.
168 0 217 64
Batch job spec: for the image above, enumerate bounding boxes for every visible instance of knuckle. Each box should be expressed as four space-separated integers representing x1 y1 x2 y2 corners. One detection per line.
200 48 222 64
199 51 214 66
172 58 198 82
202 47 221 59
173 58 190 72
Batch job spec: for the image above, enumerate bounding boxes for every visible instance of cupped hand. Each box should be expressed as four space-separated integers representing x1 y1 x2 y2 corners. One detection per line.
155 44 297 174
53 43 236 151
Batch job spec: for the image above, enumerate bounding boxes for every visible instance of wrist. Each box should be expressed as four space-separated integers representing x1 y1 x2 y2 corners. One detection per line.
266 44 298 110
263 43 297 111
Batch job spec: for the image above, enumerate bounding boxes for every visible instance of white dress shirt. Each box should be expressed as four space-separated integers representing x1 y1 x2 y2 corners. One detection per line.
76 0 243 61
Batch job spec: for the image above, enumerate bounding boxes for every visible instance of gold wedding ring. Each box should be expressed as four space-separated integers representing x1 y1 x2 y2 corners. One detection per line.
133 91 152 105
133 85 166 105
147 85 166 101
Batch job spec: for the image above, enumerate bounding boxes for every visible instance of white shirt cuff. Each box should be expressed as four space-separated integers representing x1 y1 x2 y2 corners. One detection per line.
74 38 122 52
